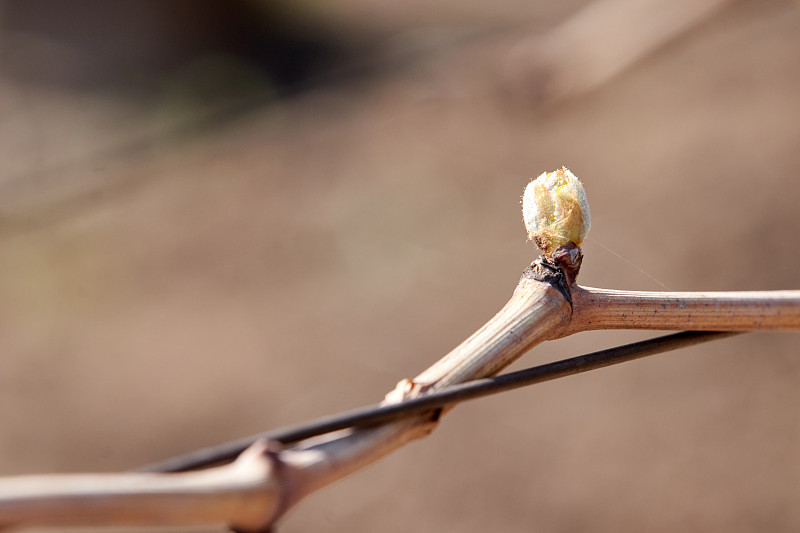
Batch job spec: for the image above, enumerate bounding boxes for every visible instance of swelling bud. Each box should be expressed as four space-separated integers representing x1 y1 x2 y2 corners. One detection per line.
522 167 591 256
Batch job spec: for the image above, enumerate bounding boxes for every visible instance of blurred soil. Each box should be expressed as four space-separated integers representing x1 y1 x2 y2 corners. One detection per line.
0 1 799 532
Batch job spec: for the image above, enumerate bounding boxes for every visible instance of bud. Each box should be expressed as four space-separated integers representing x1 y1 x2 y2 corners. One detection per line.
522 167 591 255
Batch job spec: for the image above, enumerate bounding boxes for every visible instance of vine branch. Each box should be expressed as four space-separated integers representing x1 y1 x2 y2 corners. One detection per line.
1 168 798 531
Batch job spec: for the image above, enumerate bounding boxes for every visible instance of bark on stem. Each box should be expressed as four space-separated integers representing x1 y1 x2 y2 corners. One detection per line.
0 441 280 531
273 259 574 514
562 286 800 336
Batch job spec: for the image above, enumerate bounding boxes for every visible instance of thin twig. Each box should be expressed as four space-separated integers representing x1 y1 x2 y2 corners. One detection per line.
564 286 800 336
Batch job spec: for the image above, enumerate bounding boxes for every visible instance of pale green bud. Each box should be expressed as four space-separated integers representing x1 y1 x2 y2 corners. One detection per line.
522 167 591 255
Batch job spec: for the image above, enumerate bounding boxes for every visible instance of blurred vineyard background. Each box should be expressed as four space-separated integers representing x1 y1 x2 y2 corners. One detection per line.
1 1 799 531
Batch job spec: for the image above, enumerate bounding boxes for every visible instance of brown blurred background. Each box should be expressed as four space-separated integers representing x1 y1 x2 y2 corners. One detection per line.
1 1 799 531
